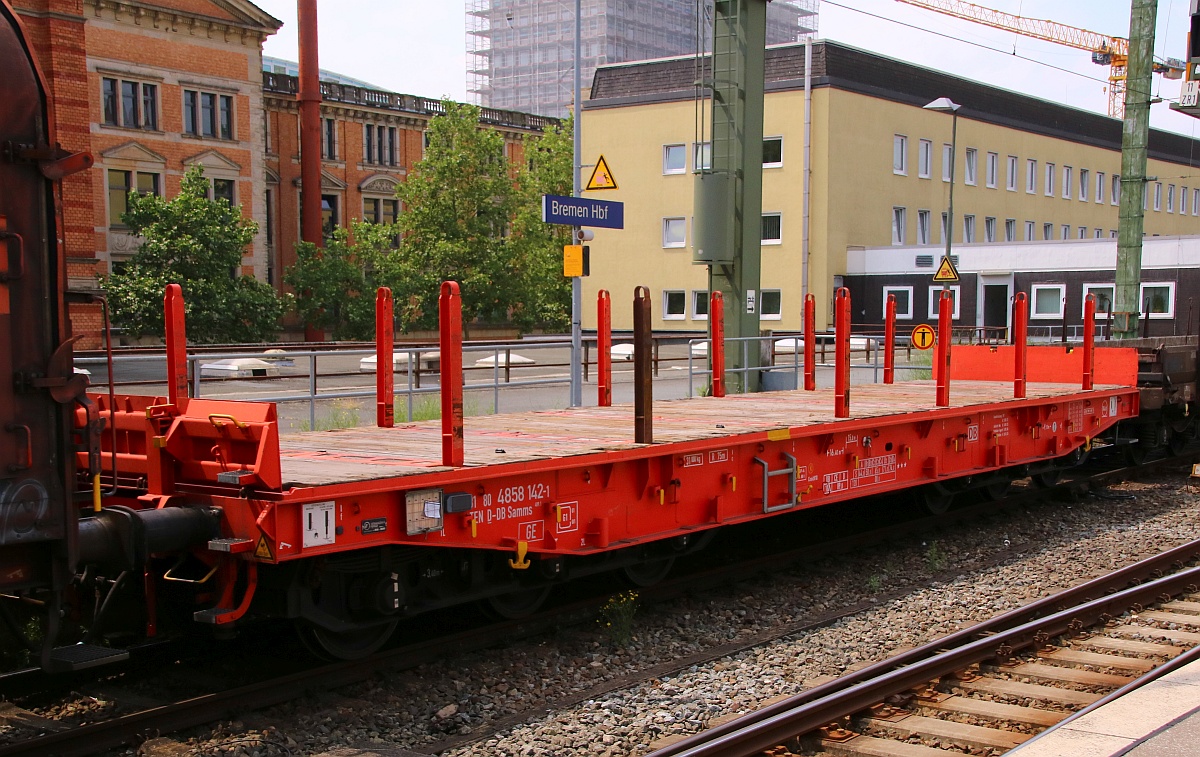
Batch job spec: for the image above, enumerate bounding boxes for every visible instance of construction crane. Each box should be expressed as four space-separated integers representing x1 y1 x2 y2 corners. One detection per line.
896 0 1183 119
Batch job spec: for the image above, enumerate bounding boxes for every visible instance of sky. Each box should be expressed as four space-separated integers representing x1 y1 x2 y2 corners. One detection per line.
253 0 1200 138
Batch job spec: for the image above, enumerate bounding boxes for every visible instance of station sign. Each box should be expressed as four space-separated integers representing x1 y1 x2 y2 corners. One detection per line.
542 194 624 229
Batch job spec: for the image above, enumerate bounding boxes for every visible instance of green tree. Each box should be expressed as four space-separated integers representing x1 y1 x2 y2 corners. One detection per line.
386 101 572 333
285 221 399 340
103 165 285 343
509 114 573 331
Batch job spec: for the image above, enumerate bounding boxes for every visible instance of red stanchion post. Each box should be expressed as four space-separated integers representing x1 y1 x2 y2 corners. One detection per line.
710 290 726 398
935 290 953 407
1083 292 1096 390
804 293 816 391
834 288 851 417
598 290 612 407
164 284 188 406
439 281 464 466
884 293 896 385
376 287 394 428
1013 292 1028 399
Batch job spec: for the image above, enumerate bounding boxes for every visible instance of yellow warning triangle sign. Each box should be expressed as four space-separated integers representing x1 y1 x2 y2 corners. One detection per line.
254 536 274 560
586 155 618 191
933 256 960 282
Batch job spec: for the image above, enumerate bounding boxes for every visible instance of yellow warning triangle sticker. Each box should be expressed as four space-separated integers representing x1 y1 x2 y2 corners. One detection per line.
933 256 960 282
254 536 274 560
586 155 618 191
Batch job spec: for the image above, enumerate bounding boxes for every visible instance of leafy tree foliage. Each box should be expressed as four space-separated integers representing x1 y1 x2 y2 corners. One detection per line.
103 165 285 343
284 222 399 340
286 102 572 336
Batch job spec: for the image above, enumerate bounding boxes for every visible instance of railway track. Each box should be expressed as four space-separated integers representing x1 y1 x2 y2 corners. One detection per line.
0 451 1192 757
647 537 1200 757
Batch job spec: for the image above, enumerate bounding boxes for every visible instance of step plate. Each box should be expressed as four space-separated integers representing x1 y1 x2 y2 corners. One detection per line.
46 644 130 672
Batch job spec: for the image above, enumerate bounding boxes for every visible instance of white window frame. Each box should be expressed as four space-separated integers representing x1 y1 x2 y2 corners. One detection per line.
1026 158 1037 194
759 289 782 321
1045 162 1055 196
891 206 907 245
917 209 931 245
986 151 998 188
964 147 978 185
1043 222 1053 241
883 286 914 320
1083 283 1115 319
691 290 709 321
1024 220 1035 241
763 136 783 168
662 144 686 175
1167 184 1176 213
1193 188 1200 215
1078 226 1087 239
942 143 952 182
1096 171 1105 204
1095 228 1103 238
1154 182 1162 211
662 290 687 320
963 214 976 243
1079 168 1089 201
1006 155 1017 191
1140 282 1176 319
918 139 932 179
693 141 712 171
1061 224 1070 240
1182 186 1190 215
662 217 686 248
984 216 996 242
927 285 961 319
1030 284 1066 320
1004 218 1016 242
761 212 782 245
1062 166 1073 199
1112 175 1121 205
893 134 908 175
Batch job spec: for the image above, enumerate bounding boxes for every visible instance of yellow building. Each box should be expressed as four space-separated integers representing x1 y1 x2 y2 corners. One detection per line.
580 40 1200 331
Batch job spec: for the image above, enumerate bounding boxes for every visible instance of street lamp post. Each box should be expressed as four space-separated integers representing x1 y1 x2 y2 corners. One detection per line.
924 97 961 293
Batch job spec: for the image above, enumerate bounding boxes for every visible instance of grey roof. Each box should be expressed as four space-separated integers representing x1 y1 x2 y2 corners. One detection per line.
586 40 1200 167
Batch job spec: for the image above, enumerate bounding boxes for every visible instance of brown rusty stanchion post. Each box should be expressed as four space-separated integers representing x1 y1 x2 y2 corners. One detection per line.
1083 293 1096 390
834 288 851 417
710 291 726 397
598 290 612 407
439 281 464 466
376 287 394 428
803 293 816 391
935 290 953 407
1013 292 1028 399
633 286 653 443
164 284 188 406
883 293 896 385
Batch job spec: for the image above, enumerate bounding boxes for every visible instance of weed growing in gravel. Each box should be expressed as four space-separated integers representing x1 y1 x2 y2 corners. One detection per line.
297 400 361 432
866 574 883 592
923 540 947 571
599 590 639 647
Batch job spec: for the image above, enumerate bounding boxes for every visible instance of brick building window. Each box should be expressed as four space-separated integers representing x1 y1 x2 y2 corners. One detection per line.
364 124 398 166
107 169 160 227
322 118 337 159
364 198 399 225
102 77 158 130
208 179 235 206
183 90 233 139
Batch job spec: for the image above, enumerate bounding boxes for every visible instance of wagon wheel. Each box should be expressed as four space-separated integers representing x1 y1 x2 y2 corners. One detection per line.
982 477 1012 501
483 585 552 620
915 484 954 515
621 554 676 588
297 619 398 661
1030 468 1061 488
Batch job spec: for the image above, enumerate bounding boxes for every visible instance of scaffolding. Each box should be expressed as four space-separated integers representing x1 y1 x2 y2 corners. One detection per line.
466 0 818 118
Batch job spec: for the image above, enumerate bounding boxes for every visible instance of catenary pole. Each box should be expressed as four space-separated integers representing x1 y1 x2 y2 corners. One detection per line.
570 0 583 407
1114 0 1158 339
297 0 324 342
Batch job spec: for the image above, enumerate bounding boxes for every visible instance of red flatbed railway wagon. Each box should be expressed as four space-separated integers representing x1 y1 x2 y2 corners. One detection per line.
74 285 1140 660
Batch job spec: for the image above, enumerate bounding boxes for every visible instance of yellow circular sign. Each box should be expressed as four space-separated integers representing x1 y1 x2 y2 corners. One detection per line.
911 324 936 350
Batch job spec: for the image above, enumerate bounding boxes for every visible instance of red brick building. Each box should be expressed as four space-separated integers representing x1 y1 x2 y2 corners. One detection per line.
14 0 281 344
261 75 554 290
